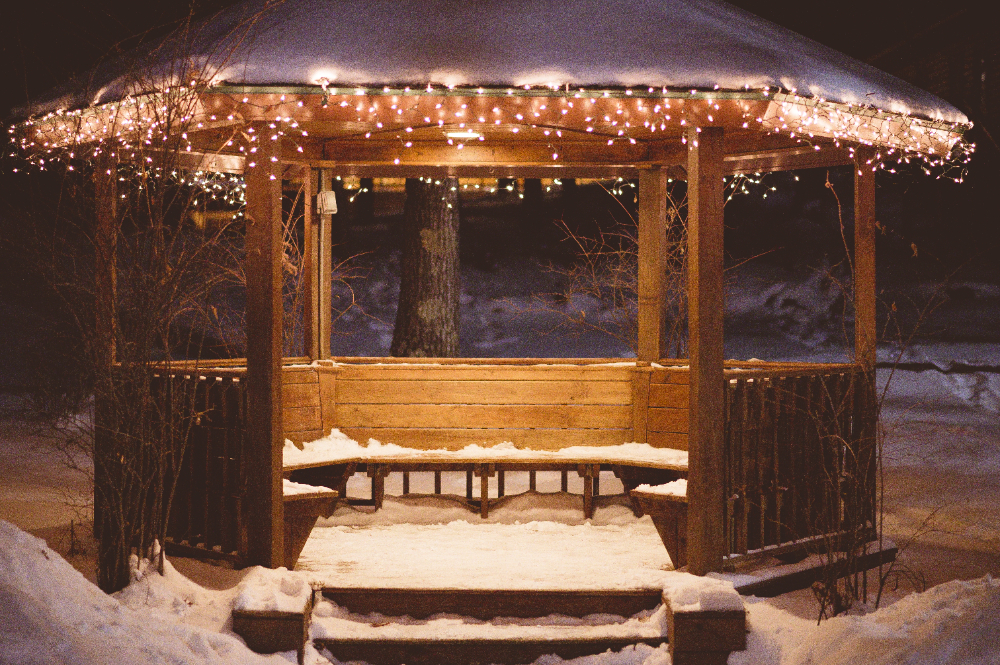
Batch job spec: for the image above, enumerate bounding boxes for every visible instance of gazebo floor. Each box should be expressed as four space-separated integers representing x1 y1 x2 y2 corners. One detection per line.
294 494 673 591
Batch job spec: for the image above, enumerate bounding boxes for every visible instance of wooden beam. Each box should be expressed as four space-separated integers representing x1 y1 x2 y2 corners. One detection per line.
244 128 285 568
854 147 877 370
637 167 668 362
685 126 727 575
302 168 319 359
320 141 685 169
725 145 853 175
318 170 333 359
285 161 655 180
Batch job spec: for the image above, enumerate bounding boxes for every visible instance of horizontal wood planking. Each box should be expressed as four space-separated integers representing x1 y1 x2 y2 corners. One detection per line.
328 365 634 383
335 379 631 406
285 429 324 445
648 383 688 407
648 431 688 450
339 427 634 450
283 381 321 408
647 408 689 433
283 367 319 384
284 406 322 433
336 403 631 429
326 356 651 366
650 369 689 385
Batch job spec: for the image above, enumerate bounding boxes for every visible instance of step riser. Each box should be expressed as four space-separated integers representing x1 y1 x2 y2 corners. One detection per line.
315 637 667 665
322 588 662 620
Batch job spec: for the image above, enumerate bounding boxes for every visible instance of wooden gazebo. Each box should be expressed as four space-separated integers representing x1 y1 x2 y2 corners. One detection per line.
17 0 969 577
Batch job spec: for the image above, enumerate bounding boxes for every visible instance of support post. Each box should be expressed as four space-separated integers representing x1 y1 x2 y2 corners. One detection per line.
637 167 668 362
854 148 877 371
244 128 284 568
854 147 879 528
318 170 333 359
302 168 319 359
686 126 726 575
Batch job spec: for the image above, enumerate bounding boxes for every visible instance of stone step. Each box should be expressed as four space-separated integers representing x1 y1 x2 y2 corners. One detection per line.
321 587 664 620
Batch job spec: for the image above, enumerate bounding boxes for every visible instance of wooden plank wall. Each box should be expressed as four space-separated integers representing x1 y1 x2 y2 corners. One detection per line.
280 360 692 450
646 367 690 450
283 366 324 443
304 361 650 450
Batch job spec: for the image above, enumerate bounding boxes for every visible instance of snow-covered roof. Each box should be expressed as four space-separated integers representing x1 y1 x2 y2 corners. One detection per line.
37 0 964 125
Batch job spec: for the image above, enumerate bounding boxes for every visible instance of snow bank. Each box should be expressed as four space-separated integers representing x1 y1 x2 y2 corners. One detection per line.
234 566 313 613
733 575 1000 665
0 520 286 665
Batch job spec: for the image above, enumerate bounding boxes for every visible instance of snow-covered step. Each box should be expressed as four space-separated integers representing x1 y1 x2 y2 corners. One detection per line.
321 587 663 620
311 600 667 665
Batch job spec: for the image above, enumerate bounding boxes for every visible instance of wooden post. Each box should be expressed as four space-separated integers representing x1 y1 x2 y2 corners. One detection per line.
93 151 117 540
302 168 319 359
686 126 726 575
854 147 879 529
244 128 284 568
854 148 877 370
637 167 668 362
318 170 333 359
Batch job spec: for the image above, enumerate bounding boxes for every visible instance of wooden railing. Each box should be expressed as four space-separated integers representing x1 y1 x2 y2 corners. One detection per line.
722 365 876 563
151 367 249 561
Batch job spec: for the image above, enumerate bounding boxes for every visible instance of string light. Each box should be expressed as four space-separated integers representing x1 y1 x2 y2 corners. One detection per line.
8 80 973 186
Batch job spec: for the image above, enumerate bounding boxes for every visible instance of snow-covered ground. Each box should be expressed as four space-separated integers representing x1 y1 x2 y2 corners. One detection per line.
1 254 999 663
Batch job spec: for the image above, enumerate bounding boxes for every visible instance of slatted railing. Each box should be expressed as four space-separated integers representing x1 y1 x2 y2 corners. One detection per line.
722 365 876 563
151 367 248 561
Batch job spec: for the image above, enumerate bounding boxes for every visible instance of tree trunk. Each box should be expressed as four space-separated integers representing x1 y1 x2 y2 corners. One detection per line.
391 178 460 357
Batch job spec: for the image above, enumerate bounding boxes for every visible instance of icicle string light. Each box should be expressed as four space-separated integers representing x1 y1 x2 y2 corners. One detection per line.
8 80 973 185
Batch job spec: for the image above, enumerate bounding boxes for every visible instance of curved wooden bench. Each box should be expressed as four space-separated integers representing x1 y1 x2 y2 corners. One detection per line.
285 440 688 519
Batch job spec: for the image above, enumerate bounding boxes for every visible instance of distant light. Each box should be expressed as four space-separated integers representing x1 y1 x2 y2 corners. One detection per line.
445 130 482 140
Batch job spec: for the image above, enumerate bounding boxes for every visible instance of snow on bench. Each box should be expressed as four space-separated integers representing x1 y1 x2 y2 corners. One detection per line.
283 430 689 518
282 430 689 470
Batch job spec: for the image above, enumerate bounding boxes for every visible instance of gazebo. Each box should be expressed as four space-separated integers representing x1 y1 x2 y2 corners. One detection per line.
16 0 969 579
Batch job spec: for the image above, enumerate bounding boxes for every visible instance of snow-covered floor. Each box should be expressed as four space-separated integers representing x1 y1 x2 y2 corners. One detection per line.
298 497 672 590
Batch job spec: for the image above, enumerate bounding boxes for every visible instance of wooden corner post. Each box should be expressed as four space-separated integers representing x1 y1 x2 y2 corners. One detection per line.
637 166 668 363
634 167 668 442
318 170 333 359
854 148 877 371
686 126 726 575
244 127 285 568
854 147 879 528
302 167 319 360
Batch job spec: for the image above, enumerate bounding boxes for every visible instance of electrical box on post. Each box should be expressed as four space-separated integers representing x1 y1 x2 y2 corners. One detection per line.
317 190 338 215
